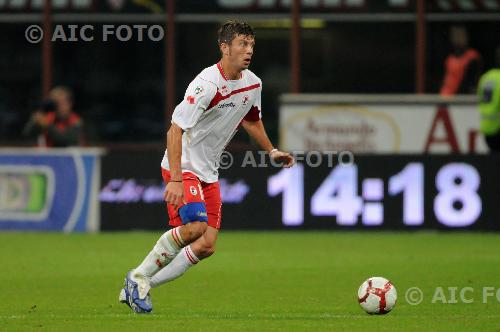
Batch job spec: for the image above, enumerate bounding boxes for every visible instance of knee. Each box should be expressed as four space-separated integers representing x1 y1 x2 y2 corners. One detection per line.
197 244 216 259
183 221 207 240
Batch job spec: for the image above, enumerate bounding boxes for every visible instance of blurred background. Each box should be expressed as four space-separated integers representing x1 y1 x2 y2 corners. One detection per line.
1 0 500 232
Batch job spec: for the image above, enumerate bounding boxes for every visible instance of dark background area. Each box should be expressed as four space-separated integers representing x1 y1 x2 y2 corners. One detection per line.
1 1 500 145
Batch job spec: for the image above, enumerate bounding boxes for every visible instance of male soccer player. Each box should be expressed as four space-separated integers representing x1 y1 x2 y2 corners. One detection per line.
119 20 294 313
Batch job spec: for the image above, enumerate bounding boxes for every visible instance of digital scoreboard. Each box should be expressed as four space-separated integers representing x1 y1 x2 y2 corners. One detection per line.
268 161 483 228
100 151 500 230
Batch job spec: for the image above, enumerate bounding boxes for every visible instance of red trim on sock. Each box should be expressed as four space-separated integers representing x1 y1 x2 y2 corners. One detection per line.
172 228 183 247
184 247 198 265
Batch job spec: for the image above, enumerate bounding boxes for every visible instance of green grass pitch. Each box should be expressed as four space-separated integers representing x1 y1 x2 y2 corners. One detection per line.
1 231 499 331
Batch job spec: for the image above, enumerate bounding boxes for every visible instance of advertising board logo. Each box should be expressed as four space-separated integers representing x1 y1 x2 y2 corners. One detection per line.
0 166 54 222
282 105 401 153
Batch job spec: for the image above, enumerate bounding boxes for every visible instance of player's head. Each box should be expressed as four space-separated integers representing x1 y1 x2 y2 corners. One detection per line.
218 20 255 71
49 86 73 117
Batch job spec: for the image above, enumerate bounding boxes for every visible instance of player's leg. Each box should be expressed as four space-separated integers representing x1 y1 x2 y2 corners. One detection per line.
135 170 208 277
149 181 221 288
150 226 218 287
133 221 207 279
121 221 206 312
120 171 208 312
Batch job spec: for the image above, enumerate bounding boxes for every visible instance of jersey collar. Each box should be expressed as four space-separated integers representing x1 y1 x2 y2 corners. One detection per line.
217 62 242 81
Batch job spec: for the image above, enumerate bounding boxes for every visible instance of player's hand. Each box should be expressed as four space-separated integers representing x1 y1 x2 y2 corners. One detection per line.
270 150 295 168
164 181 185 209
32 111 47 127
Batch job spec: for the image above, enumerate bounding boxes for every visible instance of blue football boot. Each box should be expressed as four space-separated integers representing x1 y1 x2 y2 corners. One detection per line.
119 271 152 313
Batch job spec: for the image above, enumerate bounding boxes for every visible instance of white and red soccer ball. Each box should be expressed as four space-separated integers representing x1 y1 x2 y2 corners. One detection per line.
357 277 397 314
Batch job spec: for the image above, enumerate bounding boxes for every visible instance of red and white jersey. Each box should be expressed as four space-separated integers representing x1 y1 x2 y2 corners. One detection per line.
161 63 262 183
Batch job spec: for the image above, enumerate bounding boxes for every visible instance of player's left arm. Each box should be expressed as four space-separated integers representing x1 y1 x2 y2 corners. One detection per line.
242 119 295 168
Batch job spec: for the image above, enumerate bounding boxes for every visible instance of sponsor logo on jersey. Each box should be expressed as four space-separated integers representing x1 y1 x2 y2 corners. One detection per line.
218 102 236 109
194 86 203 94
242 95 249 105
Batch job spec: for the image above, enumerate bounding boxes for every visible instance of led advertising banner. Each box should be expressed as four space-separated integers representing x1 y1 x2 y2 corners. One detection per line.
0 148 103 232
100 151 500 230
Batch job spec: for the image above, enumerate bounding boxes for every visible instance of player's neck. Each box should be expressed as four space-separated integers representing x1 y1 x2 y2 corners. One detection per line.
219 60 242 80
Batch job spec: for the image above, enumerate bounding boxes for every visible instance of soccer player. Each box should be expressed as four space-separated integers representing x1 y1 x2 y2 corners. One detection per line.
119 20 294 313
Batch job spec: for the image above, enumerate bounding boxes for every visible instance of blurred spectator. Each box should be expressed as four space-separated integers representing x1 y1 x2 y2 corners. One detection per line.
440 26 482 96
23 86 83 147
478 46 500 152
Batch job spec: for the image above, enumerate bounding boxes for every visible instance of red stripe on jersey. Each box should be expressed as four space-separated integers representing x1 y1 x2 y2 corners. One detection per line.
206 83 261 111
243 105 261 122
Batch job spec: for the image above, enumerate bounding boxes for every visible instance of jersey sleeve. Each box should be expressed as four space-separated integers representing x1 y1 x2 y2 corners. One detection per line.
172 77 217 130
243 80 262 122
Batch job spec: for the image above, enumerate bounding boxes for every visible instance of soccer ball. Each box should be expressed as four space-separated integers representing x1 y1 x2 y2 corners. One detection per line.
357 277 397 314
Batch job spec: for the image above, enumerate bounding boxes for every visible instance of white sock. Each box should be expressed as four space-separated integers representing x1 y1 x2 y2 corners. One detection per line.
134 227 185 278
150 245 199 288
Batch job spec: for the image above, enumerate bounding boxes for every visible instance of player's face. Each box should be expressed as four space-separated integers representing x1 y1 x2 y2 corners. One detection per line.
227 34 255 70
50 91 72 117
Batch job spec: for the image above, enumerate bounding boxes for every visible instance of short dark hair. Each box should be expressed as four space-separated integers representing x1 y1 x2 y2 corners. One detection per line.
217 20 255 46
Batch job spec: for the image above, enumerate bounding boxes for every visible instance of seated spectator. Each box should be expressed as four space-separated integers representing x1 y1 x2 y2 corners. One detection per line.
24 86 83 147
440 26 482 96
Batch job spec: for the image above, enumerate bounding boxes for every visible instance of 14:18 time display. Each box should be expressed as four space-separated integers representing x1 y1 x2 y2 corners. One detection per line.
268 162 482 228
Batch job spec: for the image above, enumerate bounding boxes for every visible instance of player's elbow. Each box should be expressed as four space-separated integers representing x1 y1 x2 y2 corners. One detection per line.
167 122 184 138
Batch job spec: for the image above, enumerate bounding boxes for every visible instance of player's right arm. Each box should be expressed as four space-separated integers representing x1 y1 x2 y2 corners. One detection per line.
163 76 217 207
164 122 184 208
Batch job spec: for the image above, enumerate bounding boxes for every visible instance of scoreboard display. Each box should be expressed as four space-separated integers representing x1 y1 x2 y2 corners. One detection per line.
100 151 500 230
264 159 491 229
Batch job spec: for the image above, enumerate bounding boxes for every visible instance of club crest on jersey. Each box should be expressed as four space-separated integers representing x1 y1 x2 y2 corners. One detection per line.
194 86 203 95
186 95 195 104
221 85 229 95
190 186 197 195
242 95 249 105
